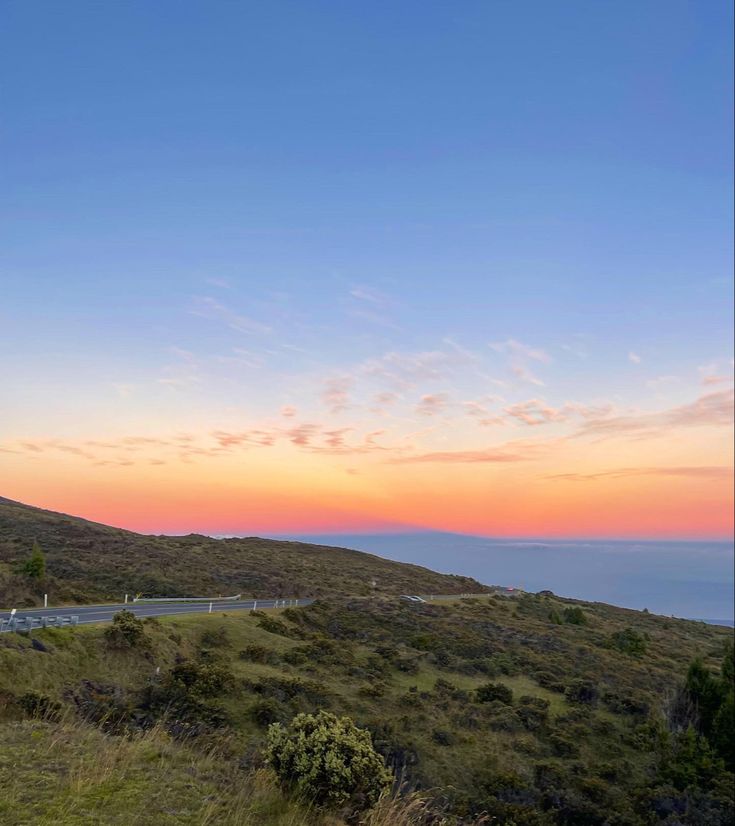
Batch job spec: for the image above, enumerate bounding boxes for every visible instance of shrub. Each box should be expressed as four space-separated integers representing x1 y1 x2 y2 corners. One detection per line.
432 728 455 746
565 679 599 706
602 690 649 717
477 682 513 704
282 648 308 666
487 706 523 732
607 627 647 656
104 610 148 649
239 644 276 664
18 691 61 721
200 626 230 648
549 733 580 758
250 676 331 709
257 615 291 636
266 710 392 810
535 671 565 692
20 541 45 579
250 697 288 727
517 696 550 730
166 660 233 698
359 682 387 699
563 606 587 626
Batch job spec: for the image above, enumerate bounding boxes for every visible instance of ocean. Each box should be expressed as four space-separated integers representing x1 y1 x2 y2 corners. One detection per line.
276 532 734 625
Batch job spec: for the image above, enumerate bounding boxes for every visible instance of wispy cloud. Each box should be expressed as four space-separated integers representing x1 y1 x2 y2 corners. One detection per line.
628 351 642 364
391 437 549 464
505 399 567 426
574 389 734 439
190 296 271 335
390 447 530 464
360 346 477 390
416 393 449 416
347 284 401 330
547 466 732 482
646 375 679 391
322 377 353 414
490 338 551 386
698 361 732 386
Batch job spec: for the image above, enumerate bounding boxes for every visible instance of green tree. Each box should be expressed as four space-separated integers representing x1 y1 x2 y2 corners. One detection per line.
266 710 392 810
21 540 45 579
686 659 722 735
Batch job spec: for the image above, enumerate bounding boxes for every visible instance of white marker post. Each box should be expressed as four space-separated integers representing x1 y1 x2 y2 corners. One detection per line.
44 594 48 608
208 602 213 614
124 594 128 604
253 599 257 611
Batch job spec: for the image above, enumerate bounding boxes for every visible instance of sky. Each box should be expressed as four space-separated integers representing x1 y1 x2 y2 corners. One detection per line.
1 1 733 539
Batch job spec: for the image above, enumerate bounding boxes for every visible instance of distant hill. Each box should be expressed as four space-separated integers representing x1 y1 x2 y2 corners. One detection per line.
0 497 488 607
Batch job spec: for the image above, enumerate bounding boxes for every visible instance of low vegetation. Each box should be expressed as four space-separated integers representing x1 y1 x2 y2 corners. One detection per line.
0 590 731 824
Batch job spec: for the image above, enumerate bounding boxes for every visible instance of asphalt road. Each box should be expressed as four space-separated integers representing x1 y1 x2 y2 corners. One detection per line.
0 598 312 631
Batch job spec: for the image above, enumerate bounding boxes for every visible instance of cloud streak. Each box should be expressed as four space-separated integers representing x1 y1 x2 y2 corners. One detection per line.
546 466 732 482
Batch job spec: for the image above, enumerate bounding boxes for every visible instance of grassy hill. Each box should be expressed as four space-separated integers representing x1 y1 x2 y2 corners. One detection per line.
0 497 487 607
0 499 732 824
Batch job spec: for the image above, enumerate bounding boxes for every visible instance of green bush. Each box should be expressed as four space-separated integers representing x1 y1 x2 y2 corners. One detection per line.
607 627 647 656
18 691 61 720
200 626 230 648
104 610 148 649
265 710 392 810
476 682 513 704
565 679 599 705
257 615 292 637
239 644 277 664
250 697 288 727
166 660 233 699
563 606 587 625
517 696 550 730
20 540 45 579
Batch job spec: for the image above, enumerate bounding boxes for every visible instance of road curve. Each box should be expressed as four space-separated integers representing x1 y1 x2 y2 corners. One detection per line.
0 598 313 631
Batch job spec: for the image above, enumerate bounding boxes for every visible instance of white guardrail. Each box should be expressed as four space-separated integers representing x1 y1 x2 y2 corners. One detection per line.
131 593 243 603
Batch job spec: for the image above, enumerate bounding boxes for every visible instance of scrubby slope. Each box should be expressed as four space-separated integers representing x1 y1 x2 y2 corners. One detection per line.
0 592 732 824
0 497 487 606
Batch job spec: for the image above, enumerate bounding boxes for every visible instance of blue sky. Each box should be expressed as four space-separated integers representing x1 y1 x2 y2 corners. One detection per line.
1 1 733 539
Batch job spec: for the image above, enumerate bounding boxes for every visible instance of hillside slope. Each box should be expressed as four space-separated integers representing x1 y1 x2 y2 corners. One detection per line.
0 498 487 607
0 592 731 824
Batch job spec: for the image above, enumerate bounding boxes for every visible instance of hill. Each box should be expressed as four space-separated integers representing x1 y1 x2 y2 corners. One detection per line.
0 497 487 607
0 499 732 824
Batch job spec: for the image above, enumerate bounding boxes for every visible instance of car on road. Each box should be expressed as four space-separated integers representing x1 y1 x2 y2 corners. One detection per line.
399 595 426 603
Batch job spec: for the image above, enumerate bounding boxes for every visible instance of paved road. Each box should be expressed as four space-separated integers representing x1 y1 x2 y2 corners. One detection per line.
0 590 508 632
0 598 312 632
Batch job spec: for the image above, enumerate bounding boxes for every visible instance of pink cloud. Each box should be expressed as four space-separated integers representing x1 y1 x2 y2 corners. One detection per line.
322 377 352 414
416 393 449 416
